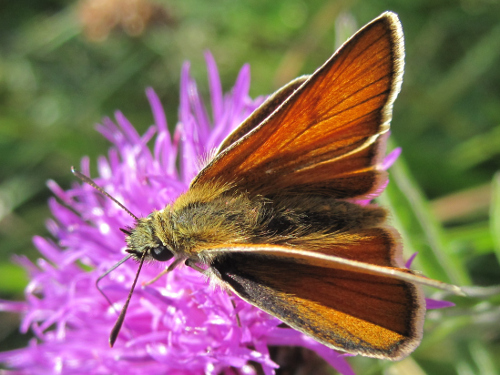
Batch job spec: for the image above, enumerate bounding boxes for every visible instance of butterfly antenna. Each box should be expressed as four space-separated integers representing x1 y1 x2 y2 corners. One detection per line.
96 255 133 315
71 167 139 221
109 251 147 347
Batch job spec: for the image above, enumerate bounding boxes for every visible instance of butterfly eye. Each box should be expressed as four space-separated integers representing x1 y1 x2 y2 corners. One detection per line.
150 244 174 262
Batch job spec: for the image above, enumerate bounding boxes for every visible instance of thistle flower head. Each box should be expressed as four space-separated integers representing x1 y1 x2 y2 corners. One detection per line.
0 50 453 375
0 53 357 375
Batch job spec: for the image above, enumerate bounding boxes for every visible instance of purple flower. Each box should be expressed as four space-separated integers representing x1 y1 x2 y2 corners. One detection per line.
0 52 355 375
0 52 450 375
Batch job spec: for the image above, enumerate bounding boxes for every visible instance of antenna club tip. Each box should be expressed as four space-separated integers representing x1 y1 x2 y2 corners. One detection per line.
71 166 77 174
110 323 122 347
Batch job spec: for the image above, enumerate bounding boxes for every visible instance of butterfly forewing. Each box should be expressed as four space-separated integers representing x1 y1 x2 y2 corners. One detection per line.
215 76 309 154
192 12 403 200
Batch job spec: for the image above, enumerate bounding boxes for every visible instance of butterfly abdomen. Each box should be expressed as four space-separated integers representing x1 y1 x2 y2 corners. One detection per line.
164 182 388 256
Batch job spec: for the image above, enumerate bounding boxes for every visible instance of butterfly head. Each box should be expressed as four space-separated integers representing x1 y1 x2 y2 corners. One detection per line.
124 214 175 263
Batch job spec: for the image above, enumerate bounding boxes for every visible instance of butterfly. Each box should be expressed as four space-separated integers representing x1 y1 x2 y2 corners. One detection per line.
74 11 461 361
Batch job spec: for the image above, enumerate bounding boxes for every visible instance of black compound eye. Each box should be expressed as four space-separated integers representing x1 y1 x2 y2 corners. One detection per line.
150 244 174 262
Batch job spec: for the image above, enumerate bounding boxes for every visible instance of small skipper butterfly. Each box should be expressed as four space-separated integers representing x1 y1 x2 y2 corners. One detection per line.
74 11 462 360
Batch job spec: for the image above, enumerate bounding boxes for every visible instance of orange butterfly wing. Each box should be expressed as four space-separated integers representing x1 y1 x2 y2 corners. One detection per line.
204 240 425 360
216 76 308 154
192 12 403 199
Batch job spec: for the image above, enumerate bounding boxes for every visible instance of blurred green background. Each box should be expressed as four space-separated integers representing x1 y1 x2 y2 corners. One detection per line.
1 0 500 373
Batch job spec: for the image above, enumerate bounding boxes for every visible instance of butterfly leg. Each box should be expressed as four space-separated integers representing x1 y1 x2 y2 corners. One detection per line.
185 259 206 273
228 291 242 327
142 257 184 286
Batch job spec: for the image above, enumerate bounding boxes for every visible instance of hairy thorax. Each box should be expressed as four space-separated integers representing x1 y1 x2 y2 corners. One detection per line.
126 182 388 261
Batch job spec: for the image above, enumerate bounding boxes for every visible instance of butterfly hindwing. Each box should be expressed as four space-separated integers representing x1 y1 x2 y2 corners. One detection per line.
204 242 424 360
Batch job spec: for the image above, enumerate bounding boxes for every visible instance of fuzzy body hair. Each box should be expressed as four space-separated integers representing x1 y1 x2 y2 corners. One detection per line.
127 181 387 266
